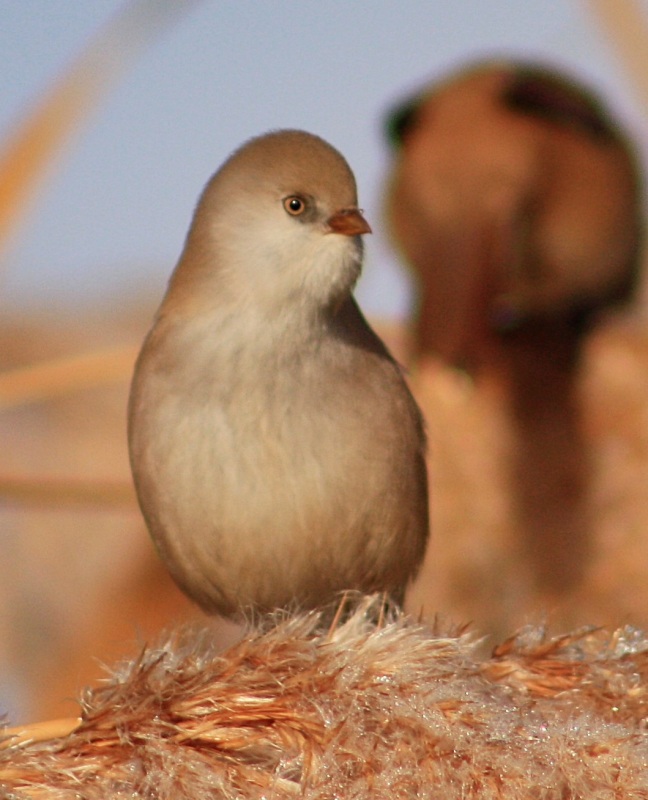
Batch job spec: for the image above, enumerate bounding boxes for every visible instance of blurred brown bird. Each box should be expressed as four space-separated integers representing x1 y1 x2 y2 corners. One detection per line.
129 129 429 619
385 61 643 595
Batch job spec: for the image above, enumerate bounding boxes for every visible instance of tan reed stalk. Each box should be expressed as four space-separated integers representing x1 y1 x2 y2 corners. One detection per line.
0 345 138 409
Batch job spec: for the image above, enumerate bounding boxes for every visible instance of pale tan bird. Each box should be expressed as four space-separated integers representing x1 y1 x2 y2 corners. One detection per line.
385 61 643 596
128 129 429 619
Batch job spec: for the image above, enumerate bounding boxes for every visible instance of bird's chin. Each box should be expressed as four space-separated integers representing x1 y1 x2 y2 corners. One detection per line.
310 236 363 305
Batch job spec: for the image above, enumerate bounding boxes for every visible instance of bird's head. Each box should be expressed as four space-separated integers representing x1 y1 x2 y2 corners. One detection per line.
167 130 371 318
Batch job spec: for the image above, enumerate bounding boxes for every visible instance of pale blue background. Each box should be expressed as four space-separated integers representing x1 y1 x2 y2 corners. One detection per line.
0 1 646 319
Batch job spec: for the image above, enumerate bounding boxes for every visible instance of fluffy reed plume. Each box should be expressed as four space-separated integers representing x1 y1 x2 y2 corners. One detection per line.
2 595 648 799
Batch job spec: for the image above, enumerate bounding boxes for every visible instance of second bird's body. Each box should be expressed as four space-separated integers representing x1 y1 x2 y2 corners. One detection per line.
129 130 429 617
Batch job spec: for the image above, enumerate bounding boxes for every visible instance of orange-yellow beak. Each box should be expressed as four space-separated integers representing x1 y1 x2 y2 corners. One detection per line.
326 208 372 236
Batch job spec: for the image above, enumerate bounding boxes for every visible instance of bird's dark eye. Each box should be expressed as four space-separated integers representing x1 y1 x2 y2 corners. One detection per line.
283 196 306 216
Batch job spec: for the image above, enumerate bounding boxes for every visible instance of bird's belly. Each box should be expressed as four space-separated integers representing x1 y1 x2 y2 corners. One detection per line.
135 384 423 615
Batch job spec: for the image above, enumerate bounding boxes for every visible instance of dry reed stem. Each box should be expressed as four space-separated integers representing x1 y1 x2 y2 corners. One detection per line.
0 344 138 408
588 0 648 115
1 719 80 749
0 0 201 253
0 474 134 506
